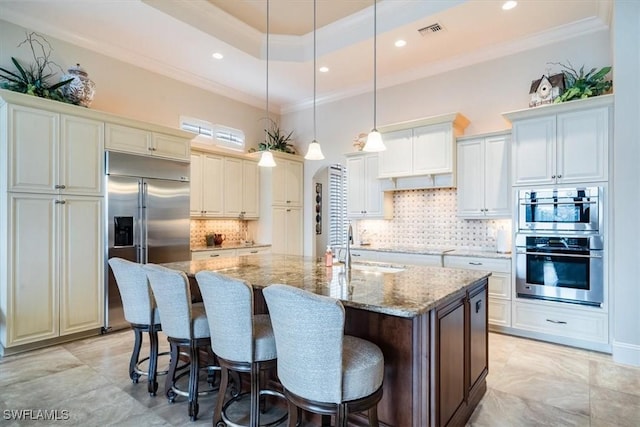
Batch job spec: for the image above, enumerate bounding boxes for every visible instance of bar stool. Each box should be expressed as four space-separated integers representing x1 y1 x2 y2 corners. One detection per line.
263 284 384 427
144 264 218 421
195 271 286 427
108 257 168 396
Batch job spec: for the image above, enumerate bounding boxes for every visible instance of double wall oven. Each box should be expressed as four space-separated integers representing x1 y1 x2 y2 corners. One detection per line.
515 187 604 307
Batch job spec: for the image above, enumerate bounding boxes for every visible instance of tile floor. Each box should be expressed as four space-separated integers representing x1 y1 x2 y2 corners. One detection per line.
1 331 639 426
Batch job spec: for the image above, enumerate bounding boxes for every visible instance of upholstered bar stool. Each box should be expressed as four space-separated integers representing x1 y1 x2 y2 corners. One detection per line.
144 264 218 421
195 271 286 427
108 257 168 396
263 284 384 427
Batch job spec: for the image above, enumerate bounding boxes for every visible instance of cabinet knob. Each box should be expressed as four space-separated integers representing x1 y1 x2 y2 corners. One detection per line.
55 184 66 189
55 200 66 205
551 175 556 179
286 209 291 212
286 200 291 204
557 174 562 178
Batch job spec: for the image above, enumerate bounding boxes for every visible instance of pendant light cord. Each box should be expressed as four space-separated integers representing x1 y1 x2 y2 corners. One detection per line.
313 0 317 142
265 0 270 150
373 0 377 131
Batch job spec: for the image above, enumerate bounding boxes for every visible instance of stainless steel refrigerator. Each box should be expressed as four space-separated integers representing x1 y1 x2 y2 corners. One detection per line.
105 151 191 331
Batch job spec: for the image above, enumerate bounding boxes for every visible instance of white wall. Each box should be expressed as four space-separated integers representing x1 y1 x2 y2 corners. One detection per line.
612 0 640 366
283 30 612 259
0 19 273 148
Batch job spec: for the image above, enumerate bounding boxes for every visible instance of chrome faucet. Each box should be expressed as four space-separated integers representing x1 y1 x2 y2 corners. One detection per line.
344 222 353 271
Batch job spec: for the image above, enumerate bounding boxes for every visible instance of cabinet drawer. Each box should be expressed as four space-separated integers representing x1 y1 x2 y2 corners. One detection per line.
346 249 378 262
444 256 510 273
488 298 511 327
191 249 236 260
513 301 608 343
379 251 442 267
237 247 271 256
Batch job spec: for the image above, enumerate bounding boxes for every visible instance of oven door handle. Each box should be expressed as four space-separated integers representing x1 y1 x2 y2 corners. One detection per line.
520 200 596 205
518 250 602 259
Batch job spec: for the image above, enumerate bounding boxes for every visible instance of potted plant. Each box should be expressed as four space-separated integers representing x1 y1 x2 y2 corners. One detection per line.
552 62 612 103
249 119 296 154
0 32 73 102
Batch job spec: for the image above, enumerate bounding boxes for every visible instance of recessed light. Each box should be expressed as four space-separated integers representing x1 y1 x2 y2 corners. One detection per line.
394 39 407 48
502 1 517 10
319 66 329 73
212 52 224 60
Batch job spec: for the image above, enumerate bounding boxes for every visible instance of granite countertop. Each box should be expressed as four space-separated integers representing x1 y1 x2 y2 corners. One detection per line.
161 254 490 319
191 242 271 252
446 249 512 260
348 244 455 256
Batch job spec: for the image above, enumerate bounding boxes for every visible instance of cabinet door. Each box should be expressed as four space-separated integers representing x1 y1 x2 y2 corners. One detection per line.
190 153 204 216
242 160 260 218
7 193 58 346
285 207 303 256
105 124 151 156
556 107 608 184
363 154 384 216
223 157 243 217
483 135 511 217
469 285 488 390
202 154 224 217
456 138 484 217
379 129 412 177
346 156 366 218
435 296 466 427
512 117 556 185
284 160 303 207
8 105 58 193
271 207 287 254
59 196 104 335
60 115 104 196
151 132 190 161
413 123 453 175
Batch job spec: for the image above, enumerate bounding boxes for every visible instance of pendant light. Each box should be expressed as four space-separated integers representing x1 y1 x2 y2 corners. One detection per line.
259 0 277 167
304 0 325 160
363 0 386 152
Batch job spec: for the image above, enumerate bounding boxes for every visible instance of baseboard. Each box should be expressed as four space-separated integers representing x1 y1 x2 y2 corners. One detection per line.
612 340 640 367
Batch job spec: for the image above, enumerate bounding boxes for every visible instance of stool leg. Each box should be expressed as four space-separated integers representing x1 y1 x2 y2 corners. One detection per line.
213 367 229 426
188 344 200 421
147 326 159 395
367 406 379 427
166 342 179 402
287 400 298 427
129 328 143 383
321 414 331 426
250 362 260 427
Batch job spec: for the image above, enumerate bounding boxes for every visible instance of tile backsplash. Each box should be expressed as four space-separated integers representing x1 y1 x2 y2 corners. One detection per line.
190 219 249 247
356 188 512 250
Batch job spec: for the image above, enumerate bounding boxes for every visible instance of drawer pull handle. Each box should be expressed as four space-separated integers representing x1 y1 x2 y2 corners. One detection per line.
475 300 482 313
469 262 483 266
546 319 567 324
209 254 220 258
249 250 258 254
352 253 361 257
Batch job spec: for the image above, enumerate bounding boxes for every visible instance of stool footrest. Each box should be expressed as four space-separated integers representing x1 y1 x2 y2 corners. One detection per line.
221 389 287 427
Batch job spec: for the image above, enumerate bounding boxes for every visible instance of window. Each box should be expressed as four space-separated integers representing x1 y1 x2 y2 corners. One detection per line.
180 117 245 151
328 164 348 248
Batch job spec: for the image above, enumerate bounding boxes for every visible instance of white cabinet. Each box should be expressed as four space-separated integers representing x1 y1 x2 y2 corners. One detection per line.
191 248 237 260
7 105 104 195
190 151 224 217
378 251 442 267
3 193 104 347
444 255 512 328
504 95 611 186
272 159 303 207
457 132 511 218
237 246 271 256
346 152 392 219
378 113 469 187
105 123 190 161
272 206 303 255
224 157 259 219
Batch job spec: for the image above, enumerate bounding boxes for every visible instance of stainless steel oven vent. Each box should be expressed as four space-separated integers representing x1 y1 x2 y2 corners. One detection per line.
418 22 445 36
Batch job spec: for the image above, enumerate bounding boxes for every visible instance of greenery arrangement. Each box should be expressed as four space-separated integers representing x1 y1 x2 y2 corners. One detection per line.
0 32 73 102
249 118 296 154
552 62 612 103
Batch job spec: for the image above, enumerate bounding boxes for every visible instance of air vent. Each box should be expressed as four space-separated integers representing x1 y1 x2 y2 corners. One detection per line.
418 22 445 36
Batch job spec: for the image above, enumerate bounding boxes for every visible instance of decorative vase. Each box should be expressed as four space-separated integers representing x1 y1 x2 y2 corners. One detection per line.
60 63 95 107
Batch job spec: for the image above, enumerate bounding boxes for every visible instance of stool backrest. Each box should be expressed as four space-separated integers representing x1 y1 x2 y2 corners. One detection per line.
108 257 156 325
144 264 194 340
195 271 254 363
263 284 345 404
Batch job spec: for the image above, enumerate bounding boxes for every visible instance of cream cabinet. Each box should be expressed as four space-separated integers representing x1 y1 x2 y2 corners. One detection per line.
272 159 303 207
457 132 511 218
7 105 104 195
378 113 469 186
504 95 611 186
224 157 259 219
3 193 104 349
272 206 303 255
105 123 190 161
191 246 271 260
190 151 224 217
346 152 392 219
444 255 512 328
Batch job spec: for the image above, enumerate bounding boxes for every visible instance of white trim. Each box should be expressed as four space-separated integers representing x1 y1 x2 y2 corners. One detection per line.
612 340 640 367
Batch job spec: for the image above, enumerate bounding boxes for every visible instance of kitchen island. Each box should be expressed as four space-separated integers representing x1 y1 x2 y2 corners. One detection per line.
162 254 490 427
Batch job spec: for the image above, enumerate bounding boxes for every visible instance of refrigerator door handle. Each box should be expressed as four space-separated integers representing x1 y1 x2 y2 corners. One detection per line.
142 181 149 264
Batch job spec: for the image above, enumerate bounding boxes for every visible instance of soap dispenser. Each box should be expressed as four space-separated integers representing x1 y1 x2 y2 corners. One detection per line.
325 246 333 267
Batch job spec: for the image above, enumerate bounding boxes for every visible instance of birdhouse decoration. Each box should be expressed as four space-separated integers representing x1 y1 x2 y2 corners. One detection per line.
529 73 565 107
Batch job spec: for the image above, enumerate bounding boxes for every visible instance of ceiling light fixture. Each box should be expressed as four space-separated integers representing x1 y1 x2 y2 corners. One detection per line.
304 0 325 161
319 66 329 73
502 1 517 11
258 0 276 168
364 0 385 152
394 39 407 48
212 52 224 59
